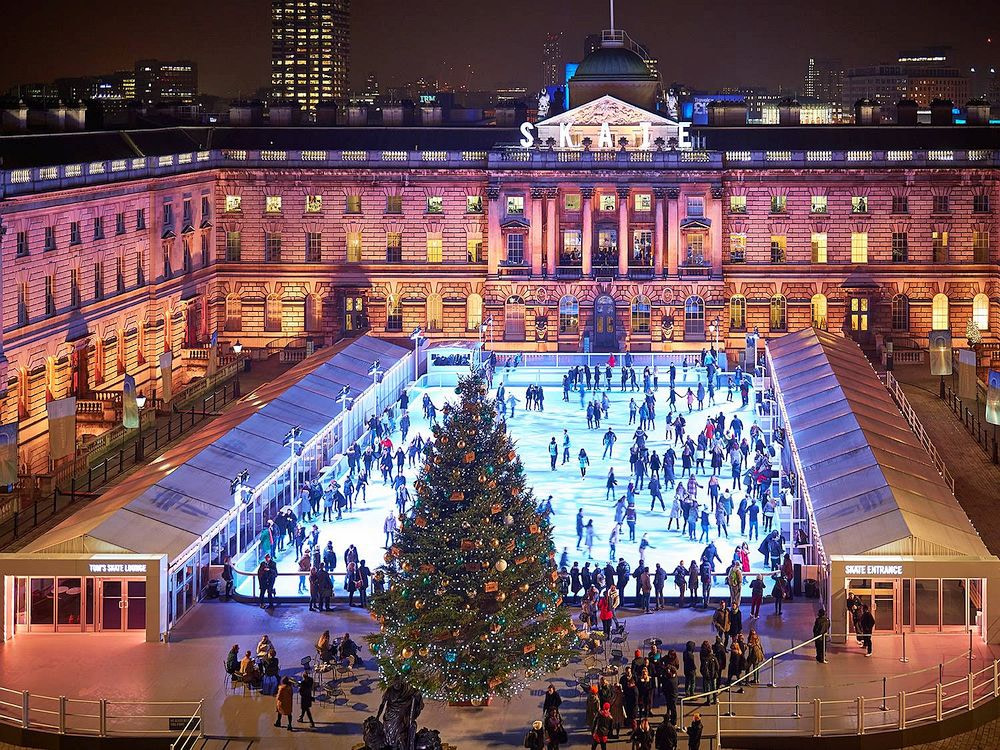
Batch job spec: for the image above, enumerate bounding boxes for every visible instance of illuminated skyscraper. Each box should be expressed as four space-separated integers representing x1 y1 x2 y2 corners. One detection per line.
542 32 563 88
134 60 197 105
271 0 350 115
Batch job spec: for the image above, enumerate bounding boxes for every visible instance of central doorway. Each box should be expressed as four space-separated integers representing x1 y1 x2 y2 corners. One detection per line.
593 295 616 352
98 579 147 632
847 578 901 634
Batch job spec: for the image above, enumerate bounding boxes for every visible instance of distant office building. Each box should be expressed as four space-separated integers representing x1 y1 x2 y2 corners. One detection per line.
845 47 969 114
803 58 844 103
134 60 197 105
271 0 351 115
542 32 563 88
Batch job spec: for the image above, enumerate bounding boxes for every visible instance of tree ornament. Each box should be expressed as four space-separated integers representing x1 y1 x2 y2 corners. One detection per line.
444 649 458 663
490 538 501 548
495 559 508 572
478 474 488 483
497 591 507 602
414 599 425 610
433 456 442 465
418 647 429 657
457 440 466 449
463 451 476 463
440 435 449 444
504 514 515 525
400 661 412 674
519 582 530 593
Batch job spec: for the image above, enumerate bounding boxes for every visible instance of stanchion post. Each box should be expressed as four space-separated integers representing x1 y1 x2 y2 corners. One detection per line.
900 630 908 663
881 676 887 711
813 697 822 737
968 672 975 710
857 695 864 735
21 691 29 728
897 691 906 729
769 656 776 687
58 695 66 734
792 684 801 718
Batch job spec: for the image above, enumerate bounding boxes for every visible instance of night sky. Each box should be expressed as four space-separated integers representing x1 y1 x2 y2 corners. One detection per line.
0 0 996 96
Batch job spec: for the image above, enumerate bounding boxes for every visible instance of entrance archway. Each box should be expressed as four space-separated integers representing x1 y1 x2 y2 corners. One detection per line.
593 295 616 351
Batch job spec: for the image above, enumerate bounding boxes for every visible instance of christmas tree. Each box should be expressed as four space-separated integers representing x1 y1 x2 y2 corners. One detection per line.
367 373 574 703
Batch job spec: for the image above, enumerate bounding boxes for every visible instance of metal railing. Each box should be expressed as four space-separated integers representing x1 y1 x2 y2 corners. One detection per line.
884 371 957 489
942 382 999 465
0 684 202 740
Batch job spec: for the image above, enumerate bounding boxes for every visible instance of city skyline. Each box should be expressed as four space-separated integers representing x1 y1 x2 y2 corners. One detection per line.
0 0 995 98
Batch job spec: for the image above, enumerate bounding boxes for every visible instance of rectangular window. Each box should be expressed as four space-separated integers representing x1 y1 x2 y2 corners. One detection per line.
685 234 704 266
632 230 652 264
16 231 28 257
201 195 211 221
851 196 868 214
387 195 403 214
44 276 55 316
265 196 282 214
305 194 323 213
70 221 81 245
116 257 125 292
426 196 444 214
465 195 483 214
892 232 909 262
564 194 582 212
506 234 525 264
506 196 525 215
385 232 402 262
181 239 192 272
93 217 104 240
225 231 241 261
341 232 359 262
116 212 126 235
634 193 652 212
932 231 949 262
305 232 322 262
467 237 483 263
770 235 787 263
810 232 828 263
182 199 192 226
770 195 786 214
933 194 950 213
264 232 282 262
426 237 443 263
17 283 28 326
163 204 173 227
200 234 208 267
136 252 145 286
973 194 990 213
850 232 868 263
892 195 909 214
386 300 403 332
44 225 55 251
70 269 80 308
345 195 361 214
224 195 242 213
93 262 103 300
685 196 704 217
729 196 746 214
599 194 616 212
810 195 828 214
728 233 746 263
974 231 990 263
561 230 582 264
136 208 146 230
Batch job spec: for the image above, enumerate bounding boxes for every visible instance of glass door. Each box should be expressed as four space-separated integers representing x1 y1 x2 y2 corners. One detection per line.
126 580 147 631
873 579 900 632
100 580 124 631
56 577 83 632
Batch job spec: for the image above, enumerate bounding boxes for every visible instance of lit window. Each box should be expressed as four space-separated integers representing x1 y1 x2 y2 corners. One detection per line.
850 232 868 263
631 296 651 334
561 230 582 264
564 194 581 212
810 195 828 214
932 294 949 330
850 297 869 331
632 230 652 264
307 195 324 213
466 293 483 330
810 232 827 263
559 295 579 333
974 231 990 263
506 196 524 215
770 195 786 214
728 234 746 263
265 196 282 213
729 196 746 214
387 195 403 214
685 234 704 266
466 196 483 214
505 234 525 264
599 194 616 212
426 237 443 263
770 295 787 331
811 294 828 330
224 195 242 212
729 296 746 330
386 232 402 262
851 196 868 213
973 294 990 330
634 193 652 212
685 196 704 217
347 232 362 262
426 196 444 214
932 231 949 262
467 237 483 263
770 235 786 263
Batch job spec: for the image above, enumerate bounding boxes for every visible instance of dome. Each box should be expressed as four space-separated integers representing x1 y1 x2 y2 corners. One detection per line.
573 45 654 80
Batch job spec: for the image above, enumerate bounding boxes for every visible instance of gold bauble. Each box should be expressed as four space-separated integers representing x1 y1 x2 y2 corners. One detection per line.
401 647 413 659
414 599 425 609
457 440 466 449
519 582 530 592
418 647 429 657
490 538 500 548
497 592 507 602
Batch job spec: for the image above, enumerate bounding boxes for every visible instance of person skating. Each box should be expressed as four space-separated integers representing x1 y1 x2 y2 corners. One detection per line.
549 437 558 470
579 449 591 479
576 509 585 549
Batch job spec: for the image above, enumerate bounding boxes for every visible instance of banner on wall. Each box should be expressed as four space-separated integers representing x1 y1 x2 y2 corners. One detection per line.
928 330 953 377
159 351 174 403
0 423 18 486
122 374 139 429
207 330 218 377
957 349 978 400
47 397 78 461
986 371 1000 426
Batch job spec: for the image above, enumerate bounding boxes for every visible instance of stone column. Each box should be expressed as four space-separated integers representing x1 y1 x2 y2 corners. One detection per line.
486 185 501 276
653 188 666 278
545 188 558 277
581 187 594 277
710 185 725 278
617 186 630 277
530 188 544 277
666 186 680 277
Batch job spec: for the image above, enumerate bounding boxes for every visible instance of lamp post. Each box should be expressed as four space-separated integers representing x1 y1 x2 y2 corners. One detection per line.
232 340 244 397
410 327 424 382
336 386 354 454
709 316 720 349
283 426 303 502
369 360 382 386
134 391 147 461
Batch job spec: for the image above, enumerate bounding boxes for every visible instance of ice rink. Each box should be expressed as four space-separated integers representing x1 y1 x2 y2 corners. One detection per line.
240 367 776 600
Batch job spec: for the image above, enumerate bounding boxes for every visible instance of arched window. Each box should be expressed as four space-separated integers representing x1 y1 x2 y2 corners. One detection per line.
729 295 746 331
770 295 787 331
558 295 579 334
932 293 949 330
973 293 989 330
264 295 282 332
891 294 910 331
305 294 322 332
631 295 651 334
426 293 443 331
225 295 241 331
386 295 403 332
684 295 704 338
504 295 525 340
810 294 828 330
466 293 482 331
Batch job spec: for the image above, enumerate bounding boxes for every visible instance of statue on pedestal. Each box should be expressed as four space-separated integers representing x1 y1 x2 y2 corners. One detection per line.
362 679 442 750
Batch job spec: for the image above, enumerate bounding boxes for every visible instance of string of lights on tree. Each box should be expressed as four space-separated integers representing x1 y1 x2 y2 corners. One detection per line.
366 374 574 704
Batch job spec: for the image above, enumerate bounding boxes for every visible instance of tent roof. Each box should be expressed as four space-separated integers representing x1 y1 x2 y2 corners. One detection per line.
27 335 409 561
768 329 990 558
